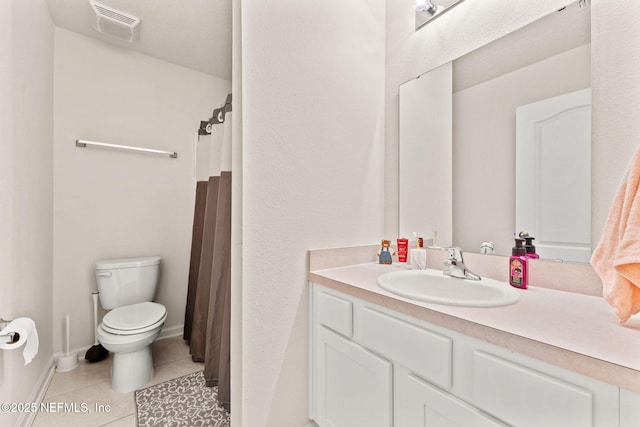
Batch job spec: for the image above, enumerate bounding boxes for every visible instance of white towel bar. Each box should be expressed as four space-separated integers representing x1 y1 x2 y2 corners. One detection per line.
75 139 178 159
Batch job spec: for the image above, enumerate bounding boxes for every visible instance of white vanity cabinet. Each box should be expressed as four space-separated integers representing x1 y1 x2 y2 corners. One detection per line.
310 283 629 427
310 287 393 427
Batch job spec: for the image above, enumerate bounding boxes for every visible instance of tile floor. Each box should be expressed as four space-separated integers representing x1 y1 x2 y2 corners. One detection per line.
32 336 202 427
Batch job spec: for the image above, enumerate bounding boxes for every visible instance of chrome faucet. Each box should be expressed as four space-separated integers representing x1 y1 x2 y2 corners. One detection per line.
443 247 481 280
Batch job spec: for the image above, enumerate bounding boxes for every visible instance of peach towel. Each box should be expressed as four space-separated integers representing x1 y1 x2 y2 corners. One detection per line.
591 146 640 323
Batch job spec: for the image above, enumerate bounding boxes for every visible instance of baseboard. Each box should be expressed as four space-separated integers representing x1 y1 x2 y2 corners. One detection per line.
56 345 92 360
158 324 184 340
18 355 56 427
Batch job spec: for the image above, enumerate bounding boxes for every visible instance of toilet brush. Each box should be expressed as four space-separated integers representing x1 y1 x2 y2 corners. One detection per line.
56 314 79 372
84 292 109 363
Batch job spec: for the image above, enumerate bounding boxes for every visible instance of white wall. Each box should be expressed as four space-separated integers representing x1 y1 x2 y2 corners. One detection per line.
591 0 640 243
53 29 231 351
0 0 12 360
240 0 386 425
230 0 243 425
0 0 54 425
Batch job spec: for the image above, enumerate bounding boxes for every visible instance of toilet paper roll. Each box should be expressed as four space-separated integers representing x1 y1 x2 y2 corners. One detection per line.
410 248 427 270
0 318 39 365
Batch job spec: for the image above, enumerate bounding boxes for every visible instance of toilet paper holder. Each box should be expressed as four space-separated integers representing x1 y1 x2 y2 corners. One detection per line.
0 318 16 341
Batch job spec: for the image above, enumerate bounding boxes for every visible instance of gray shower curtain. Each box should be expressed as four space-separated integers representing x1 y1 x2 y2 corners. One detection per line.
184 101 232 412
184 172 231 412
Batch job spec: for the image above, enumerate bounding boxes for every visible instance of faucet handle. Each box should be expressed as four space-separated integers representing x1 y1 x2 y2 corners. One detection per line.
446 246 463 261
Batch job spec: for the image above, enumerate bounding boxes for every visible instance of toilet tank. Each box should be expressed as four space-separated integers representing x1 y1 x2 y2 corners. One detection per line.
95 256 161 309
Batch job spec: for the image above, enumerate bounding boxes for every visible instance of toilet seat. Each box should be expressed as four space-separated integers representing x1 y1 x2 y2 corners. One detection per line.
102 302 166 335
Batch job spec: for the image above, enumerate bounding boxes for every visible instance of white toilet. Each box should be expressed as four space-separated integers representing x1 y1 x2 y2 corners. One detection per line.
95 256 167 393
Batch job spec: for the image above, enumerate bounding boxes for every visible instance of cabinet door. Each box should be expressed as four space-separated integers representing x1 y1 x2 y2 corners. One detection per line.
315 326 392 427
620 389 640 427
402 373 507 427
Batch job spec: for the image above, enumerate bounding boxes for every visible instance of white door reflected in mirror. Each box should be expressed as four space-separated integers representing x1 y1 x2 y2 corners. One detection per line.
515 88 591 263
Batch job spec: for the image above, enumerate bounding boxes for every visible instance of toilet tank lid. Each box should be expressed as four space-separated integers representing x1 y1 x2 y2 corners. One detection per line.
95 256 161 270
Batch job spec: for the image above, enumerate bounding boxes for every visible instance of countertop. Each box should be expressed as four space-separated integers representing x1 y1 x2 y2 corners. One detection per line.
308 261 640 393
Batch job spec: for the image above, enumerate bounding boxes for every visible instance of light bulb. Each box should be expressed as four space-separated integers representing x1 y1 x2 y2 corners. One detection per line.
415 0 439 15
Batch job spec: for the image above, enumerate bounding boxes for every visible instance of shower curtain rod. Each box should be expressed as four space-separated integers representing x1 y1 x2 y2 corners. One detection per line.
199 93 232 136
75 140 178 159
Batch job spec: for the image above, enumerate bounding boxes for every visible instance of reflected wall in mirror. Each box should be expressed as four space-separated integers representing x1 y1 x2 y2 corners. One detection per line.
399 63 453 247
399 1 591 262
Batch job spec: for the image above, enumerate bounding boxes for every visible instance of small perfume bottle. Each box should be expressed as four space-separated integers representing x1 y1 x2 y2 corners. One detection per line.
509 238 528 289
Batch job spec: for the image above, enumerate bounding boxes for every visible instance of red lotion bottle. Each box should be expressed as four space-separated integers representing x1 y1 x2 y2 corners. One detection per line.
509 238 528 289
523 236 539 259
397 238 409 263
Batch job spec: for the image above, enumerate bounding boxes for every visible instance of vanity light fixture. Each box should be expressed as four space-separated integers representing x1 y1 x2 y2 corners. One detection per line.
415 0 465 31
415 0 439 15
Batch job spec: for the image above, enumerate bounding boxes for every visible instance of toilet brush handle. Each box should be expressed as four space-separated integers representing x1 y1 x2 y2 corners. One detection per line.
91 292 99 346
65 314 71 356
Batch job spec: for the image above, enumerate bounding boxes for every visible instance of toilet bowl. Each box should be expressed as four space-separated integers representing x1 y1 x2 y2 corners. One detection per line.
94 256 166 392
96 301 167 393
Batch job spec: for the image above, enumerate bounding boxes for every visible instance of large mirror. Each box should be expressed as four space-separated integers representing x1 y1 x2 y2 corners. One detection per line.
399 1 591 262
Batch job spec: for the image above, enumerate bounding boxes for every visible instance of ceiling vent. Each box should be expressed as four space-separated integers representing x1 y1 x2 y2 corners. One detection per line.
90 1 141 43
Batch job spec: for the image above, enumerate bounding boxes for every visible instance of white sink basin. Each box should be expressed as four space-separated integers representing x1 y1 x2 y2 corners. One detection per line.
376 269 520 307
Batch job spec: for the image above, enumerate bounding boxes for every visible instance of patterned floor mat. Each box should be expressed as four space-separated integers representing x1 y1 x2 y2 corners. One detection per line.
135 371 230 426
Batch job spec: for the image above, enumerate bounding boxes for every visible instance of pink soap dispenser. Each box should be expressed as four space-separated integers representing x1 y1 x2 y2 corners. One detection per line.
509 238 528 289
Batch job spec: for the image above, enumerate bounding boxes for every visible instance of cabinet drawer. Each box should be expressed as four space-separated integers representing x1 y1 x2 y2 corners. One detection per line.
317 290 353 338
361 308 452 389
473 351 593 427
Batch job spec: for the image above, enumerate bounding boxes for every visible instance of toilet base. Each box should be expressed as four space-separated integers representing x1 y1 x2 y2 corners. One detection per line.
110 346 154 393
